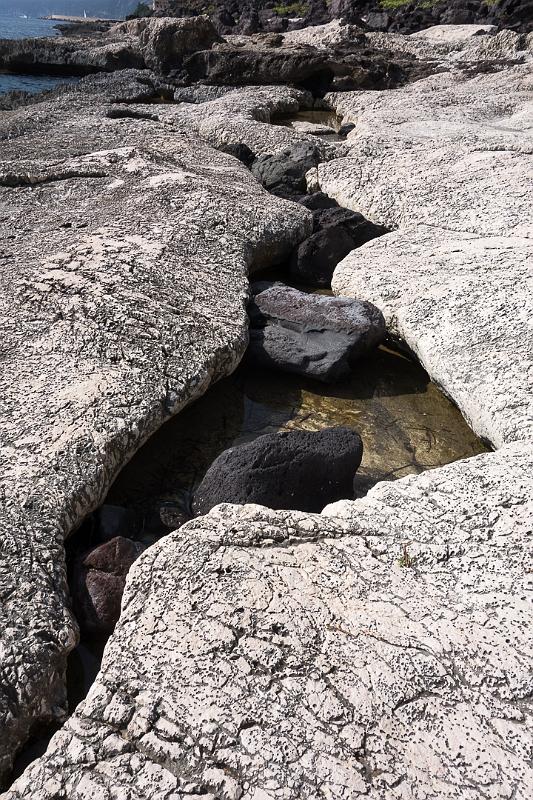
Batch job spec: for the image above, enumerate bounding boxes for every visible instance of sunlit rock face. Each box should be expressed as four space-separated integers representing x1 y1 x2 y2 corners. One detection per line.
0 70 311 782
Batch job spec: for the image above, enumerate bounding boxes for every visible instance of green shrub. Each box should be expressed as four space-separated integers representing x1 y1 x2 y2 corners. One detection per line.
273 2 310 16
128 2 152 18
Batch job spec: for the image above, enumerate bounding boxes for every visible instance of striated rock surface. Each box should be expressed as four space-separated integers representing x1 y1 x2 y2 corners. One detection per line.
315 59 533 448
4 442 532 798
0 71 311 780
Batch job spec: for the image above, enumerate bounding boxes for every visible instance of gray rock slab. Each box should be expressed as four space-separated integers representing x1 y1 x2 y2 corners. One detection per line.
4 442 532 799
314 65 533 448
332 227 533 447
0 73 311 779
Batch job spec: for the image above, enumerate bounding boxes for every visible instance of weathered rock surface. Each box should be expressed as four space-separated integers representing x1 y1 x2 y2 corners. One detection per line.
290 205 388 286
153 0 533 36
71 537 145 637
5 441 532 799
0 71 311 781
0 15 221 76
1 21 532 800
247 282 386 381
181 37 415 92
192 426 364 514
315 61 533 447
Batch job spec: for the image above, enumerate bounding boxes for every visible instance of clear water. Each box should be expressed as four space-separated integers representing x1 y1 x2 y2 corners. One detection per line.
0 14 60 39
106 347 489 518
0 14 78 95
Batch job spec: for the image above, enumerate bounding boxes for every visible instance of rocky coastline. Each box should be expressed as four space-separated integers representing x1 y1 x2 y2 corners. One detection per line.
0 9 531 800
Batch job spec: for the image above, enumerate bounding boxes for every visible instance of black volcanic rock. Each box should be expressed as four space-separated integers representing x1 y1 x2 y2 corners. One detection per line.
251 141 322 198
192 426 364 514
153 0 532 35
290 206 389 287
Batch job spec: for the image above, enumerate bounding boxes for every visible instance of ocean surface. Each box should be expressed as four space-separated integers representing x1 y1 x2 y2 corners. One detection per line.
0 14 78 95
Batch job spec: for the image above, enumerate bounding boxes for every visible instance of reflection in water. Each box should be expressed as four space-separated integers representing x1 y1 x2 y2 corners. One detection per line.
106 345 488 516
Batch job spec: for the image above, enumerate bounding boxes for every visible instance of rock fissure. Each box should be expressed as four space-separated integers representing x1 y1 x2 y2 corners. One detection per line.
1 15 532 800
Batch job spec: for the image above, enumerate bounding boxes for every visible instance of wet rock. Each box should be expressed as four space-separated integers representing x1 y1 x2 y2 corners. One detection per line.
192 426 363 515
72 537 145 637
289 119 337 135
290 206 388 287
251 140 322 198
246 281 386 382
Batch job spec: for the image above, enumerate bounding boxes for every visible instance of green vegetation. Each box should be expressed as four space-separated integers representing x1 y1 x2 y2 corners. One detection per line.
398 544 415 569
273 2 310 16
379 0 411 9
379 0 438 8
128 2 152 17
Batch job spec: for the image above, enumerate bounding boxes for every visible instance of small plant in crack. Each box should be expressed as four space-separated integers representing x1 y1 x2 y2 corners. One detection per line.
398 543 415 568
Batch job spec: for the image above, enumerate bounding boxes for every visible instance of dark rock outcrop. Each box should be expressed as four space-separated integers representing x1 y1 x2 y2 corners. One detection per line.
71 537 145 637
182 41 412 92
192 426 364 514
152 0 532 35
290 206 389 286
246 282 386 382
251 141 322 197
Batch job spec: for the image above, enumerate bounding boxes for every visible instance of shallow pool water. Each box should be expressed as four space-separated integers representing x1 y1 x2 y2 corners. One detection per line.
106 345 488 516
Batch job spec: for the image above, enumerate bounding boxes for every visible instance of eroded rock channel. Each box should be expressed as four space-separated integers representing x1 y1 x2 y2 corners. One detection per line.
1 11 531 800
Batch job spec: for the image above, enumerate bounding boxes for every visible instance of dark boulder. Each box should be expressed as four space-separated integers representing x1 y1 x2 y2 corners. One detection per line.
218 141 256 168
71 536 145 637
183 45 336 91
296 191 339 210
246 282 386 382
290 206 388 287
251 141 322 198
338 122 356 137
192 426 364 515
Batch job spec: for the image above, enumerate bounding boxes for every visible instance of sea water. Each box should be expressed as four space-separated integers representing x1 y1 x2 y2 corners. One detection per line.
0 13 78 95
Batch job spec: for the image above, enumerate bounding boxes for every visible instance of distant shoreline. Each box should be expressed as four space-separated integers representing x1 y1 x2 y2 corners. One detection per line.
41 15 120 23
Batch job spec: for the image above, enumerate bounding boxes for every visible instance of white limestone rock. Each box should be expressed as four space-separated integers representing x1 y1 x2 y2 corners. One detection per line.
282 19 363 49
314 65 533 448
0 72 311 780
4 443 532 799
331 227 533 447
